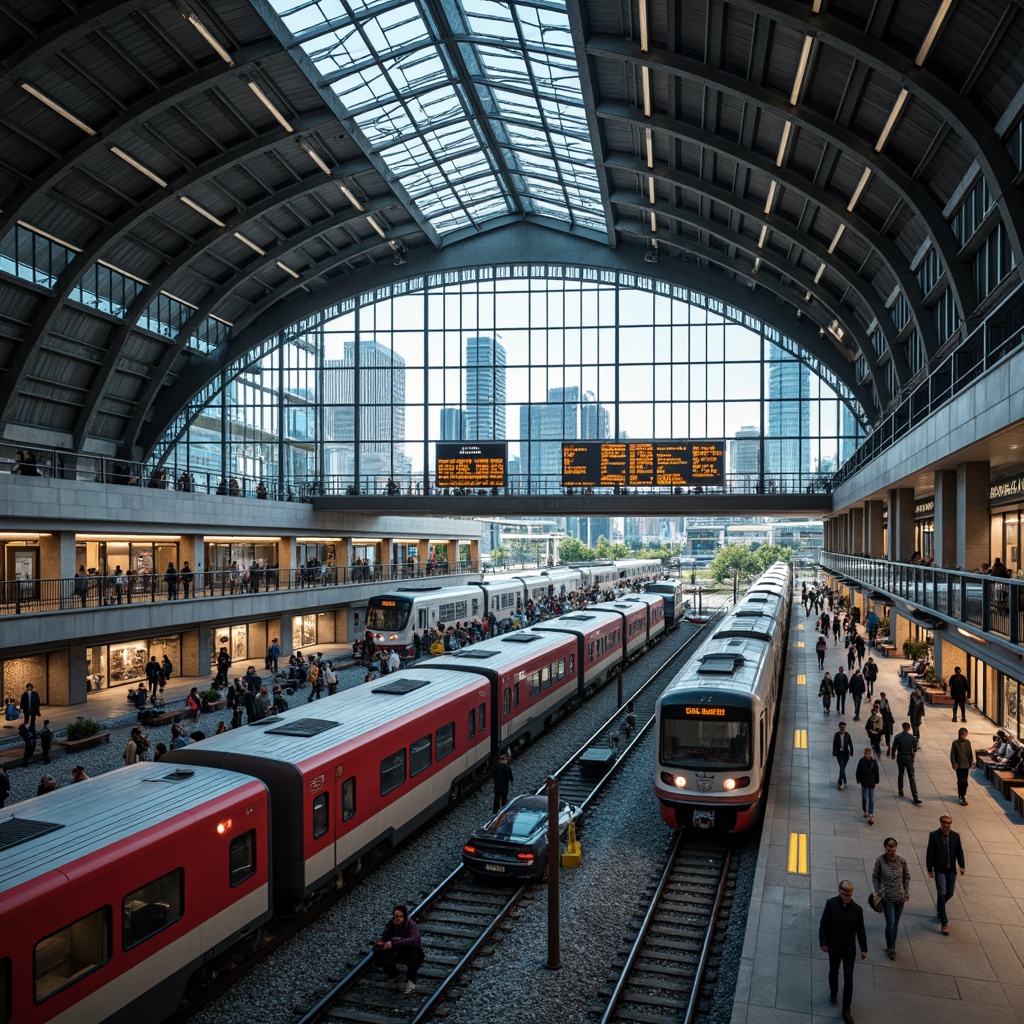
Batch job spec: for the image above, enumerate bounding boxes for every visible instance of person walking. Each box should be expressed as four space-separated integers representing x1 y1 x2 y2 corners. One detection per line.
833 667 849 716
871 836 911 960
948 666 969 723
372 906 424 997
164 562 178 600
862 657 877 698
818 672 834 716
865 704 884 757
908 689 926 744
878 692 895 754
832 721 854 790
855 747 878 824
848 668 866 721
949 727 975 805
818 880 867 1024
492 752 514 812
816 634 827 670
890 722 923 803
926 814 965 935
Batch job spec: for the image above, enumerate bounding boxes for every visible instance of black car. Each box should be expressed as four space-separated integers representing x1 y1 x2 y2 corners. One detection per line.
462 795 581 880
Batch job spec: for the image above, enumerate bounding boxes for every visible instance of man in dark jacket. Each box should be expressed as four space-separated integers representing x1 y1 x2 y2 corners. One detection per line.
819 880 867 1023
949 728 974 806
832 667 849 716
926 815 965 934
891 722 922 803
848 669 866 720
492 753 514 813
948 666 969 723
832 722 854 790
20 682 41 730
373 906 424 996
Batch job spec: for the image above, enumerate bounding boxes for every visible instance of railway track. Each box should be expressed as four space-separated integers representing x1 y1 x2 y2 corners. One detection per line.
597 832 736 1024
292 614 724 1024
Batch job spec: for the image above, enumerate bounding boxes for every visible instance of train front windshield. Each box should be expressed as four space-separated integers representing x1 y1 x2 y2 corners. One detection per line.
365 597 412 631
660 708 751 770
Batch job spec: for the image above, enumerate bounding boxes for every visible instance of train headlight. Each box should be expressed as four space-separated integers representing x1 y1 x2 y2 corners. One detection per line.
673 775 686 788
723 777 751 791
388 633 398 640
217 818 232 835
723 778 736 791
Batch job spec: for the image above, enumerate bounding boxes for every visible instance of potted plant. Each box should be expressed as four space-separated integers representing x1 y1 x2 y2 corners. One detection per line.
902 638 930 660
200 688 224 713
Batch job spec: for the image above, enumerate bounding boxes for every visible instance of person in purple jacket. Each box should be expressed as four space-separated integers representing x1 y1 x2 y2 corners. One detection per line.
373 905 424 996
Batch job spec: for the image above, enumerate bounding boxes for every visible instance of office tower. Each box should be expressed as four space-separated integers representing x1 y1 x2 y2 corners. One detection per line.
440 407 468 441
324 340 407 482
580 390 610 438
466 336 506 440
766 353 810 484
732 424 761 492
520 386 579 493
839 403 858 466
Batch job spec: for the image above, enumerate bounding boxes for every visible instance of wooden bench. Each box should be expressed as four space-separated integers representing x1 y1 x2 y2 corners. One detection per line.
55 730 111 754
875 642 896 657
1014 788 1024 819
139 709 185 728
922 687 954 706
0 745 44 768
991 770 1024 801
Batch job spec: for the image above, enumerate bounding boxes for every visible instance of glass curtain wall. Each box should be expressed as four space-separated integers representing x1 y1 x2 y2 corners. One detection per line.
154 269 864 494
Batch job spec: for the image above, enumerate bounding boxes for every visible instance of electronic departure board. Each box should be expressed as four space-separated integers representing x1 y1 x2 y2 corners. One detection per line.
561 441 725 488
436 442 508 488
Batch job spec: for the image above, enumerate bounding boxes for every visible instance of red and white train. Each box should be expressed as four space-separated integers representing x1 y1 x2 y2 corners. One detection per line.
1 591 670 1023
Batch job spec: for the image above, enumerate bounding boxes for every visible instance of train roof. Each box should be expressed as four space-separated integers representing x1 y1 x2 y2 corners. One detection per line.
587 598 651 616
370 585 483 600
429 628 575 672
530 607 625 635
167 668 488 768
660 634 775 699
0 764 263 888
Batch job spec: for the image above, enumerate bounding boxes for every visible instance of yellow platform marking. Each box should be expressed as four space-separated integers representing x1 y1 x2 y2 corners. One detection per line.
788 832 808 874
796 674 806 685
796 640 805 648
797 623 804 630
794 729 807 748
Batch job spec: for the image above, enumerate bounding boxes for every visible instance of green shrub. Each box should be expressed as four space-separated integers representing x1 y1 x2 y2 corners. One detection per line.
201 689 221 702
66 718 102 740
902 638 930 660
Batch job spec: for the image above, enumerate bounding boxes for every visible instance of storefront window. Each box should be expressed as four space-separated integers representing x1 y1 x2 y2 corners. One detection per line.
296 614 317 648
1004 673 1021 741
105 635 180 687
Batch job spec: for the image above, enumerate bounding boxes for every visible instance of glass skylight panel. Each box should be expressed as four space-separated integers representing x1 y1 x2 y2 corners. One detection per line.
265 0 606 238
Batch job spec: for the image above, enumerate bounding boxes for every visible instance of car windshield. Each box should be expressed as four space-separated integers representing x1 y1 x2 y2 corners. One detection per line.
660 716 751 769
487 798 549 837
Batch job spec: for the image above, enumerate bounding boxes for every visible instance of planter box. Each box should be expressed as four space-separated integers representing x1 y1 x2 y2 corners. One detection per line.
57 731 112 754
202 700 227 713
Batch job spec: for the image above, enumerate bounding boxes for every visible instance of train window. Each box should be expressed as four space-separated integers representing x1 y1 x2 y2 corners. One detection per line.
468 709 475 739
313 793 329 839
503 687 511 715
436 722 455 760
380 750 407 795
513 683 520 708
478 703 486 730
342 778 356 821
122 869 184 950
0 957 9 1024
410 734 432 776
229 830 257 887
529 670 542 698
568 654 574 673
34 907 110 1003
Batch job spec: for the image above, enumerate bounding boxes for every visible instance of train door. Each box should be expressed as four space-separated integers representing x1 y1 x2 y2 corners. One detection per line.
334 770 357 867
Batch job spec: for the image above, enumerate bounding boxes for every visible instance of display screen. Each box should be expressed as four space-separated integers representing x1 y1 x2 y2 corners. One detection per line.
436 442 507 487
561 441 725 487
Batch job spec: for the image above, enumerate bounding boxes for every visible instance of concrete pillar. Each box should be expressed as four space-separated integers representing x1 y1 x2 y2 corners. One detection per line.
380 536 395 575
335 538 350 581
892 611 911 657
47 646 87 708
932 470 957 569
887 488 916 562
849 508 864 555
180 627 206 679
39 532 70 581
447 539 458 570
864 501 884 558
280 536 296 585
957 461 990 572
277 613 294 659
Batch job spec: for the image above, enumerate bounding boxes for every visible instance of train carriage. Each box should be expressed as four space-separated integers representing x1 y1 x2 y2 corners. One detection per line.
364 585 486 655
529 607 626 696
426 630 583 753
615 593 667 644
167 668 494 899
588 596 659 661
653 562 791 833
0 764 271 1024
645 578 688 628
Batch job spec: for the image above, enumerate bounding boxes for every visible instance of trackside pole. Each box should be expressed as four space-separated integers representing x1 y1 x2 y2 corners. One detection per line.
546 775 561 970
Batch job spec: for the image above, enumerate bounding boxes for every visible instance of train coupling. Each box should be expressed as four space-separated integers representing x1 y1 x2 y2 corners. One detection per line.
692 809 715 829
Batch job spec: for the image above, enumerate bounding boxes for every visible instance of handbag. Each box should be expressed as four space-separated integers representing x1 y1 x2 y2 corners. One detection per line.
867 892 883 913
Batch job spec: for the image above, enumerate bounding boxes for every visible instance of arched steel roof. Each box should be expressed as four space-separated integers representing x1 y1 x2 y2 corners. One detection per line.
1 0 1021 459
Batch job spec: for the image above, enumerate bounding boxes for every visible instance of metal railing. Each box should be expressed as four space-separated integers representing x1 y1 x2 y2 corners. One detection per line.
820 553 1023 646
0 562 479 616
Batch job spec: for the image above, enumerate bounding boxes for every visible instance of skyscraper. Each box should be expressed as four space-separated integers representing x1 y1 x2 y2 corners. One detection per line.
766 353 810 484
324 340 408 483
465 336 506 440
580 390 610 439
731 425 761 492
520 386 579 493
440 407 468 441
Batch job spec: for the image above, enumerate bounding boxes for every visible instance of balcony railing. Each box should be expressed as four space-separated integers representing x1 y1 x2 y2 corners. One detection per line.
0 562 478 616
820 553 1023 646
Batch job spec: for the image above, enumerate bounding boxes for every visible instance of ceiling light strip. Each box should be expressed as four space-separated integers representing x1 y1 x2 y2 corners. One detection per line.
181 7 235 66
828 224 845 254
17 220 82 253
233 232 266 256
776 121 792 167
847 167 871 211
180 195 226 227
276 260 300 279
648 177 656 204
642 66 651 117
813 262 826 284
337 183 365 212
247 80 293 133
20 83 97 136
639 0 650 52
790 36 813 106
110 146 168 188
758 225 768 249
764 180 778 215
645 127 654 169
161 290 198 310
875 89 909 153
96 258 148 285
915 0 954 66
297 138 332 176
366 215 387 239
